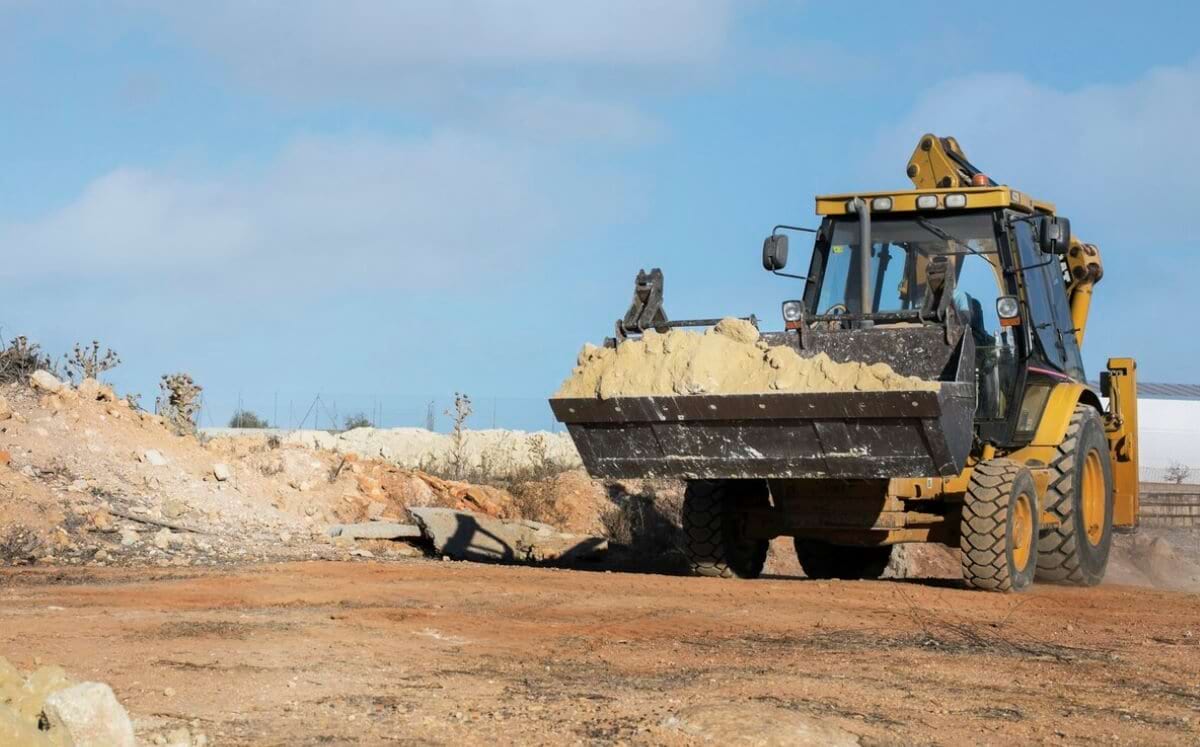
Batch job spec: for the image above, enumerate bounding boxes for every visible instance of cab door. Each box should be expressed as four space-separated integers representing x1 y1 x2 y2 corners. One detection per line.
1011 218 1086 381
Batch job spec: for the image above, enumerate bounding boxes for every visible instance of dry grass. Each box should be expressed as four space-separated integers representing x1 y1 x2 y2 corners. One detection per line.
0 524 42 565
0 336 56 385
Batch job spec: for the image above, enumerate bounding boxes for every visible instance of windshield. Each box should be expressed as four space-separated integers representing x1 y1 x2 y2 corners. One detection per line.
813 213 1001 316
810 211 1019 421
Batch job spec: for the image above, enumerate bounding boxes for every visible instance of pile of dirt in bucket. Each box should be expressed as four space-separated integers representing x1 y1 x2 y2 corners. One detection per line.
555 318 937 399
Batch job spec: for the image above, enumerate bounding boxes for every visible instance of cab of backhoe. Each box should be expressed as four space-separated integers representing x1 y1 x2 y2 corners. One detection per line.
776 186 1093 450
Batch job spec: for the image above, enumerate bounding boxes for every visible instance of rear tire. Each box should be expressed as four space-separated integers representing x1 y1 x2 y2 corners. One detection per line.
1036 406 1114 586
681 480 769 579
960 459 1039 592
793 540 892 580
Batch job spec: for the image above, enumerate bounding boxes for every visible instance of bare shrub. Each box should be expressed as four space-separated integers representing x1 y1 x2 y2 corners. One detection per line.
1164 462 1193 485
444 392 473 480
229 409 270 428
62 340 120 384
525 433 569 480
0 524 42 565
156 373 203 436
499 434 571 486
124 393 144 411
509 483 558 525
437 432 571 489
0 336 56 385
259 459 285 477
342 413 372 431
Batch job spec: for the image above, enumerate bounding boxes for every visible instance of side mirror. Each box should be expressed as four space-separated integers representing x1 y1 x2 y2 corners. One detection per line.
1038 216 1071 255
762 234 789 271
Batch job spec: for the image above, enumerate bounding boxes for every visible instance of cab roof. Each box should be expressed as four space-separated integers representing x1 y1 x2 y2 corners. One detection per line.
814 186 1055 217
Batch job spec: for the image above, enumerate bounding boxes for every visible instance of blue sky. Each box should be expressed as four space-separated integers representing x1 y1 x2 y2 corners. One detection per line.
2 1 1198 430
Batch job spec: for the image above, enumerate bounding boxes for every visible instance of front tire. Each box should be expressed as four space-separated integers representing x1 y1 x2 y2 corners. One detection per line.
960 459 1039 592
1036 405 1114 586
681 480 769 579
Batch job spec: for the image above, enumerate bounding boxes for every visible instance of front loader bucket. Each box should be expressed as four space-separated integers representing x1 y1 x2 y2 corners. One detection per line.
550 382 975 481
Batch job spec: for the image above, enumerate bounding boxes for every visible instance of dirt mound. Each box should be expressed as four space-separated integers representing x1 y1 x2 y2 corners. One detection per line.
207 427 582 481
0 374 525 569
555 317 937 399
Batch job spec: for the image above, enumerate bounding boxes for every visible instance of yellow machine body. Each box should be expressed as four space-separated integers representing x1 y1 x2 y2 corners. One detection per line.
813 134 1139 537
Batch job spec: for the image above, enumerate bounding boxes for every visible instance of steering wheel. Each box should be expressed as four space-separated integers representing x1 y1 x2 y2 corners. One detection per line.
814 303 849 330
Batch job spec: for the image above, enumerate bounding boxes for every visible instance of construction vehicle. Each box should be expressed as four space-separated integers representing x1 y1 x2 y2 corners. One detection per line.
550 134 1139 592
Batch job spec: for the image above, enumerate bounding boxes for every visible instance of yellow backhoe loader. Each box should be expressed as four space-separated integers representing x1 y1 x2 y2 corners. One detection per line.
551 134 1138 592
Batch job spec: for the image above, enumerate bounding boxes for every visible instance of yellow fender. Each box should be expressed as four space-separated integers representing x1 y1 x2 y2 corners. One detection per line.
1030 382 1101 448
1014 374 1137 530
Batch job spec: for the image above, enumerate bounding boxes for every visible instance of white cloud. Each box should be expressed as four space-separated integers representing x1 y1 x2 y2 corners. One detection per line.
868 58 1200 244
1 130 620 293
488 92 665 146
754 39 880 82
128 1 736 145
150 1 733 94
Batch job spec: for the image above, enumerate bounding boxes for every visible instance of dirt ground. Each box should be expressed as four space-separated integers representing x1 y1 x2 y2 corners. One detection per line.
3 560 1198 746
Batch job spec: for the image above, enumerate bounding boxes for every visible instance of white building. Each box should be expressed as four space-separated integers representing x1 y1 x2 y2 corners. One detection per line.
1133 383 1200 484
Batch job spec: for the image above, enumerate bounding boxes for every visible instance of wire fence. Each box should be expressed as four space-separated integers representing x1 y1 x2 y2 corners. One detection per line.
195 392 565 435
1142 465 1200 486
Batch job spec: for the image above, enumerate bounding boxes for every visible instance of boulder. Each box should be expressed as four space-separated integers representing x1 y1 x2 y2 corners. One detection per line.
408 507 606 564
141 449 168 466
43 681 136 747
30 370 63 393
212 463 231 482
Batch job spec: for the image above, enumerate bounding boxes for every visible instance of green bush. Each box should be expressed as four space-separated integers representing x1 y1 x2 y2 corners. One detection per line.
229 409 270 429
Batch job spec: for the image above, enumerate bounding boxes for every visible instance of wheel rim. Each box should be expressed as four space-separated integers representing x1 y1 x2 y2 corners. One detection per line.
1081 450 1106 545
1011 492 1034 571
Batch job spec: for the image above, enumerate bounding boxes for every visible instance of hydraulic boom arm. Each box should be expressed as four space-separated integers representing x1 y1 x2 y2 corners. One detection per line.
906 133 1102 348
